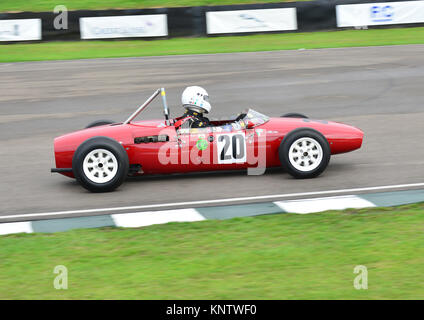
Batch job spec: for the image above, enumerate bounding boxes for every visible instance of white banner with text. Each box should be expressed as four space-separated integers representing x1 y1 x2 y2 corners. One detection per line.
206 8 297 34
80 15 168 39
337 1 424 27
0 19 41 41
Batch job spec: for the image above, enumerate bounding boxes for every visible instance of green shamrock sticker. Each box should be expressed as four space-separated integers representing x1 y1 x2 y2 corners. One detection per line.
196 138 208 151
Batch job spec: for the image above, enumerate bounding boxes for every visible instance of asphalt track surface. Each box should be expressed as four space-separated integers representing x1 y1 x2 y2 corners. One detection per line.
1 45 424 222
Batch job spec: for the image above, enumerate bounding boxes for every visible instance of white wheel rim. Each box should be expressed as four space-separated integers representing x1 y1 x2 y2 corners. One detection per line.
83 149 118 183
288 137 323 172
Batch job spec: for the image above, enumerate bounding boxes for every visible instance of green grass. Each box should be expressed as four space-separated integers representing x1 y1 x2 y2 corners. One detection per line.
2 27 424 63
0 0 300 12
0 203 423 299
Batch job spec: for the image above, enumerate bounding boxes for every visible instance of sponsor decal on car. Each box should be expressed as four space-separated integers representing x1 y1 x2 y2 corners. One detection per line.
196 137 209 151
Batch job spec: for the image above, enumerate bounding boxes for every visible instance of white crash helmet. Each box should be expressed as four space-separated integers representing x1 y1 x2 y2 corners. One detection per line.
181 86 211 114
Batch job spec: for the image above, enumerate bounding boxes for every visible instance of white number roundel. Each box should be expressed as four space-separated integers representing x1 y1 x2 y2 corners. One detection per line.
216 133 246 164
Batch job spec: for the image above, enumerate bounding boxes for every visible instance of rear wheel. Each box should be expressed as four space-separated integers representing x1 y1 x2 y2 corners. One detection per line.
72 137 129 192
279 128 330 179
85 120 114 129
281 113 308 119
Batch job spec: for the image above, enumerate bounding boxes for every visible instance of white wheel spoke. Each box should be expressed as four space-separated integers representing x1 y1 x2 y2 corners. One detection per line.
288 137 323 172
83 149 118 184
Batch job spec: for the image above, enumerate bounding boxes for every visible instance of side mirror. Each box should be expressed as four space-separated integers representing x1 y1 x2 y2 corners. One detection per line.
247 121 255 129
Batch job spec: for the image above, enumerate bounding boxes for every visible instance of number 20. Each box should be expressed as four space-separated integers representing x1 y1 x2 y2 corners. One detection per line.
219 134 245 162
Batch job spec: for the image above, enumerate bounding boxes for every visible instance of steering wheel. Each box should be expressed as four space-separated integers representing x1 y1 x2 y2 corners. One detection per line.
235 113 246 122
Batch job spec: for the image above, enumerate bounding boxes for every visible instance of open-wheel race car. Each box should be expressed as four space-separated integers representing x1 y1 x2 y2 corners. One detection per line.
51 88 364 192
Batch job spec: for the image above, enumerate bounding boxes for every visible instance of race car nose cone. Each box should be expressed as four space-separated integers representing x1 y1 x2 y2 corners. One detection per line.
329 124 364 154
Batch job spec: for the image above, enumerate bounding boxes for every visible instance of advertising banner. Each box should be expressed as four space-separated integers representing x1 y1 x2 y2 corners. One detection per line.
206 8 297 34
336 1 424 27
80 15 168 39
0 19 41 41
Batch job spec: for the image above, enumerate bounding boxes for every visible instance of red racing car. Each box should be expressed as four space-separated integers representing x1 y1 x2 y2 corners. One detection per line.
51 88 363 192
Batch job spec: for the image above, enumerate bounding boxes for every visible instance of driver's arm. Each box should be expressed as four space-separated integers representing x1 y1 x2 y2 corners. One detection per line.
174 115 192 129
190 117 209 128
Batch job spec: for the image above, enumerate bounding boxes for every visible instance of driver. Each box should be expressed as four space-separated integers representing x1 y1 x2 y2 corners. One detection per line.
174 86 211 129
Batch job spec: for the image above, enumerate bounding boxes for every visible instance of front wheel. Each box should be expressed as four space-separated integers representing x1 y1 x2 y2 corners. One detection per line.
72 137 129 192
279 128 330 179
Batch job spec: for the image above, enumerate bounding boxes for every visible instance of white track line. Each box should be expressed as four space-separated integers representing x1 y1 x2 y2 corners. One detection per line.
275 195 376 214
1 182 424 221
112 208 205 228
0 222 33 235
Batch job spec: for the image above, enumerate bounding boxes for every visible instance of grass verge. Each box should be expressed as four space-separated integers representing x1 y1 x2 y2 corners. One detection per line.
0 203 423 299
1 27 424 63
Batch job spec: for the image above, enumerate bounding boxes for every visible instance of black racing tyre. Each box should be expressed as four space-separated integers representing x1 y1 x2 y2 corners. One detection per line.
72 136 129 192
281 113 308 119
85 120 115 129
279 128 330 179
